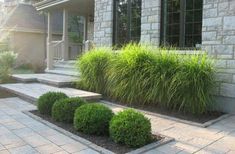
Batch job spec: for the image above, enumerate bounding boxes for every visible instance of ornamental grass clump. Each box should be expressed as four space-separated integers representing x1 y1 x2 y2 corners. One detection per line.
76 48 113 94
107 44 179 105
77 44 216 115
0 51 17 83
107 44 159 104
168 54 215 114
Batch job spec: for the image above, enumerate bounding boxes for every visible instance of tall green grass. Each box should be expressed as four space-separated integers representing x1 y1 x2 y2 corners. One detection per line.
76 48 113 94
0 51 17 83
77 44 216 114
168 54 215 114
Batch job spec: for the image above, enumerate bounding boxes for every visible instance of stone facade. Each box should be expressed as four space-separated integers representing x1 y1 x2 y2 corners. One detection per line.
141 0 161 45
202 0 235 113
94 0 113 47
92 0 235 113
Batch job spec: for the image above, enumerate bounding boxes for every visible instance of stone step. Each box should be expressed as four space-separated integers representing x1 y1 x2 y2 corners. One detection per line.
0 83 102 103
45 68 80 77
54 63 76 69
12 73 78 87
54 60 76 65
53 61 76 70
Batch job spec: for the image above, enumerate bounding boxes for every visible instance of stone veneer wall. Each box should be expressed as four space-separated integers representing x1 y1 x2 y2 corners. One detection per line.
94 0 113 47
202 0 235 113
141 0 161 45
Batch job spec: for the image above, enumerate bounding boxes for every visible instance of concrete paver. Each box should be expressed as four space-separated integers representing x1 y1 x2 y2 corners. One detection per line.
0 97 235 154
0 98 98 154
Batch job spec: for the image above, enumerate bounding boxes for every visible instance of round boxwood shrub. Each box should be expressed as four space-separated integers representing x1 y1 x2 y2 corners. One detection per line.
37 92 68 115
74 103 114 135
52 97 86 123
109 109 152 148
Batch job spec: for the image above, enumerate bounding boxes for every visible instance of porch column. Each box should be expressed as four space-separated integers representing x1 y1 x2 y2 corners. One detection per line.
46 11 53 70
62 9 69 61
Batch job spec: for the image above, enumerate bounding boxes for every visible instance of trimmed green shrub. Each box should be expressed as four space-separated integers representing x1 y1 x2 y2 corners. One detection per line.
37 92 68 115
74 103 114 135
76 48 113 93
52 97 86 123
109 109 152 148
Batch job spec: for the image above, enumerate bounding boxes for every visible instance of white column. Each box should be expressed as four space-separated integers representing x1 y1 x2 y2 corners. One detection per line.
62 9 69 61
46 11 53 70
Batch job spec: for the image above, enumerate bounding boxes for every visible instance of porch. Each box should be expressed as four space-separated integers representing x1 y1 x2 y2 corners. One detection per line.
35 0 95 71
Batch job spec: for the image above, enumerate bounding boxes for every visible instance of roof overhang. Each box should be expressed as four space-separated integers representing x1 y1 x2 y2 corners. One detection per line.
34 0 70 11
34 0 94 16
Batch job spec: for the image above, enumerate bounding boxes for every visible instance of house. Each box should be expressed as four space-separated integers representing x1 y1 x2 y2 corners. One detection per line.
0 0 47 69
34 0 235 113
0 0 83 70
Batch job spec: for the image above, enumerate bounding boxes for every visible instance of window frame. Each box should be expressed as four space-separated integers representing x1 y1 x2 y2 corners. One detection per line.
113 0 142 46
160 0 202 49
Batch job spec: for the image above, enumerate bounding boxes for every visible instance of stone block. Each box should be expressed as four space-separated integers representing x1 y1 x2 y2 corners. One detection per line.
203 17 222 27
223 36 235 44
144 0 160 8
220 83 235 98
215 60 227 68
202 32 217 41
215 73 233 82
142 23 151 30
218 2 230 16
223 16 235 30
214 45 233 54
227 60 235 68
204 8 218 18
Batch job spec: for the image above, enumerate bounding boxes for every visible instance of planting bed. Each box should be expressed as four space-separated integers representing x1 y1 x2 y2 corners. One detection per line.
103 99 225 124
30 110 166 154
0 89 16 98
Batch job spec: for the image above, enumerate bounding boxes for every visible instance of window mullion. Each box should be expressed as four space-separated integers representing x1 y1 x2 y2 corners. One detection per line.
179 0 185 47
127 0 131 41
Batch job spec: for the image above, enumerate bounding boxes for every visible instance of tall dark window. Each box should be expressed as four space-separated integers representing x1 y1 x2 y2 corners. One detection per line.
113 0 141 47
161 0 203 48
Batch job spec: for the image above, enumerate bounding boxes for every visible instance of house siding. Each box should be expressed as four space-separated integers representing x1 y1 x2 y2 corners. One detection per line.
201 0 235 113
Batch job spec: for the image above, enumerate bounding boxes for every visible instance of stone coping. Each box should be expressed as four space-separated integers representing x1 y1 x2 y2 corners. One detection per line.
101 100 231 128
24 111 174 154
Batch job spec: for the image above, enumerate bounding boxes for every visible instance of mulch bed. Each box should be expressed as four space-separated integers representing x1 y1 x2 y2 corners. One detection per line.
0 90 16 98
30 110 162 154
104 98 224 124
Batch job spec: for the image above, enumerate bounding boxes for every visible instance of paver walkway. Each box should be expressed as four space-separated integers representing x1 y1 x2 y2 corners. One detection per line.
0 97 235 154
0 97 99 154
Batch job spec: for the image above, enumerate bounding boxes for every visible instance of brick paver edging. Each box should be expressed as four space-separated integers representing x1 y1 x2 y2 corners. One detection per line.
101 100 231 128
23 111 174 154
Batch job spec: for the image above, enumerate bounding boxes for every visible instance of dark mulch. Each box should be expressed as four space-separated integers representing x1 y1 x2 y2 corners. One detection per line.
30 110 162 154
104 98 224 124
0 90 16 98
